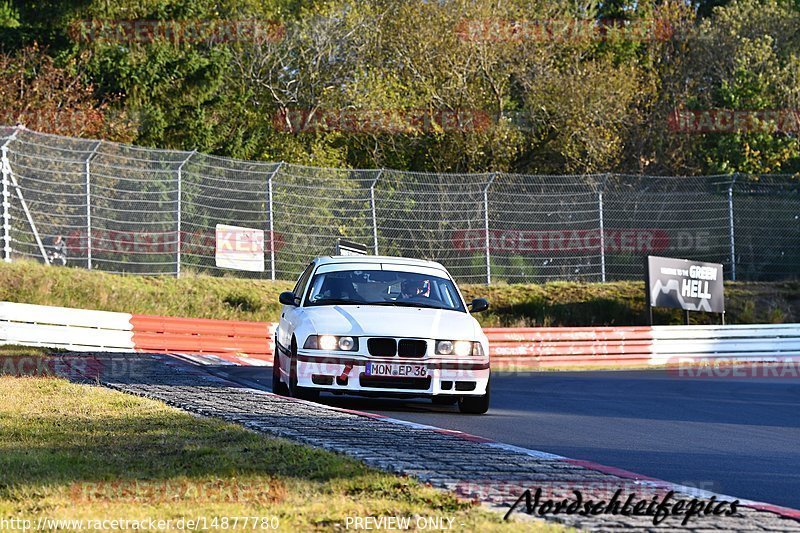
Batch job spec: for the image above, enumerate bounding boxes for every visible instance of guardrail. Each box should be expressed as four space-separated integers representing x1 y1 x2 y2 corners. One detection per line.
0 302 135 352
486 324 800 370
2 301 798 369
649 324 800 365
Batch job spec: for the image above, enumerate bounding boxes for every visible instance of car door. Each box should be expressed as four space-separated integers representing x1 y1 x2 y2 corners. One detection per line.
277 261 315 357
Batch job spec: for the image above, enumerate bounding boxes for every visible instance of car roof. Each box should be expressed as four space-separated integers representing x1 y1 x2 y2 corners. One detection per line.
314 255 447 270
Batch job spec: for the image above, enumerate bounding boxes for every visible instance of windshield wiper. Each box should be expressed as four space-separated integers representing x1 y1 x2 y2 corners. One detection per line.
309 298 369 306
310 298 452 310
369 301 448 310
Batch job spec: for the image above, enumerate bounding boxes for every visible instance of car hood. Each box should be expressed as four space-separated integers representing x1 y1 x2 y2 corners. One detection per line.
304 305 479 340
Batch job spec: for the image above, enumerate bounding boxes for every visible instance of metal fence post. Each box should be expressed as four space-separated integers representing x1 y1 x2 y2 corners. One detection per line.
267 162 283 281
484 172 497 285
1 127 21 263
85 141 101 269
729 174 737 281
598 174 608 283
598 190 606 282
1 151 10 264
370 169 383 255
176 150 196 278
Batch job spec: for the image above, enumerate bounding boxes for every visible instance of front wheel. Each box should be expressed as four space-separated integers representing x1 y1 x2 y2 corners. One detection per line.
458 379 490 414
289 341 319 402
272 346 289 396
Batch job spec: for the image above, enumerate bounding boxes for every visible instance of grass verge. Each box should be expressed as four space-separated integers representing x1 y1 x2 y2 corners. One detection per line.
0 345 56 356
1 260 798 326
0 368 558 531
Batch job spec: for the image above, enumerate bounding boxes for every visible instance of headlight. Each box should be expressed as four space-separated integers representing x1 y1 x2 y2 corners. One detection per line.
338 336 355 351
436 340 454 355
303 335 359 351
436 340 483 356
319 335 338 351
453 340 473 357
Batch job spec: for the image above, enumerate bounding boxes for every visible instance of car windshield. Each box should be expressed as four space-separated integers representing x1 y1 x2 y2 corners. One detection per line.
304 269 465 312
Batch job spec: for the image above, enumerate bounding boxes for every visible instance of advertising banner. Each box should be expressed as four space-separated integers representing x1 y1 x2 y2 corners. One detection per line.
646 256 724 313
215 224 265 272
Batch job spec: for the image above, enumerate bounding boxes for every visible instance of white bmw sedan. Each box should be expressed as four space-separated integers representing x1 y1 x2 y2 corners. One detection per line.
273 255 491 414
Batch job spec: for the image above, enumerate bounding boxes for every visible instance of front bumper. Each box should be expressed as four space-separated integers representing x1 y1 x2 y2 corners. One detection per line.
294 351 490 396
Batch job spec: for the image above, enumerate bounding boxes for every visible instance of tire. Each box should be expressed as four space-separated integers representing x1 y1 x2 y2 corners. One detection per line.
458 379 490 414
289 339 320 402
272 346 289 396
432 396 457 405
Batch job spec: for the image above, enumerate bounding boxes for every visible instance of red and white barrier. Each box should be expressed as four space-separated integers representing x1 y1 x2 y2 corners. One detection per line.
129 315 274 366
2 301 799 369
485 326 654 369
0 301 273 366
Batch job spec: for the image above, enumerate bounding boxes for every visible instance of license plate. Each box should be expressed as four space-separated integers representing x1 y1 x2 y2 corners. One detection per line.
365 362 427 377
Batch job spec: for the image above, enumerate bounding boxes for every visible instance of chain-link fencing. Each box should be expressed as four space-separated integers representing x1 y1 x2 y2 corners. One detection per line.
2 127 798 283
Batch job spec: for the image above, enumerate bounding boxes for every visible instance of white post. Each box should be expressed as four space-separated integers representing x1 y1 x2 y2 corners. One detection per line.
370 169 383 255
729 175 737 281
484 172 497 285
85 141 101 269
1 127 21 263
267 162 283 281
176 150 196 278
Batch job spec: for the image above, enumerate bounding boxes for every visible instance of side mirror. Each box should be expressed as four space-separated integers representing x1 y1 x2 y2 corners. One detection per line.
279 291 299 306
469 297 489 313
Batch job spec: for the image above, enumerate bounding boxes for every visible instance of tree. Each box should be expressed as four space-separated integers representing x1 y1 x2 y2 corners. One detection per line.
666 0 800 174
0 44 131 139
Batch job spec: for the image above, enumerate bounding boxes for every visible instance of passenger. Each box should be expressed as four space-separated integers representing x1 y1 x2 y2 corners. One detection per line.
321 276 360 300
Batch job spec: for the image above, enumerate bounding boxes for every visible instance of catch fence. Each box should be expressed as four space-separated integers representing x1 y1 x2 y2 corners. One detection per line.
2 126 798 283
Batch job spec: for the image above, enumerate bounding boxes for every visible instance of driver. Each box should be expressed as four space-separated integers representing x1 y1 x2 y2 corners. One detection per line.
400 278 430 299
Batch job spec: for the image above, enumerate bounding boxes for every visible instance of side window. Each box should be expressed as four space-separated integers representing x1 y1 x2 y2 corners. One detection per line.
437 281 453 308
293 263 315 299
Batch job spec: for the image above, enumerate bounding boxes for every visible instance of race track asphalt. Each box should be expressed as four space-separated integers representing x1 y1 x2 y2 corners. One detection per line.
222 364 800 510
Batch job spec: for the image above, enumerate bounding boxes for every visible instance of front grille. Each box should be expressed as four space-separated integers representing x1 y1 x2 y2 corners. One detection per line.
360 374 432 390
368 338 397 357
398 339 426 358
